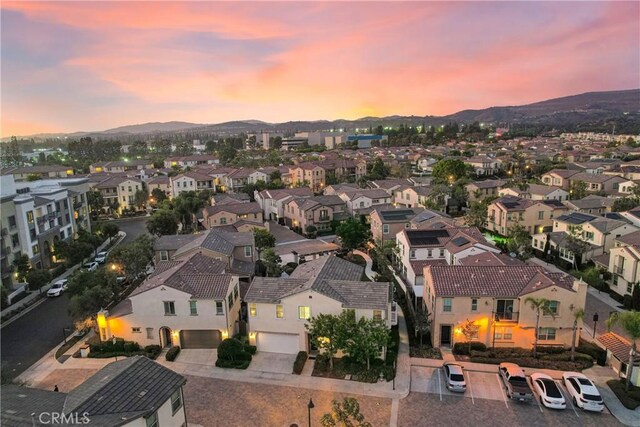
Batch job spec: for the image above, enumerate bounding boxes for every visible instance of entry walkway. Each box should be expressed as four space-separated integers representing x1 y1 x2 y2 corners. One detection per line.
353 249 376 281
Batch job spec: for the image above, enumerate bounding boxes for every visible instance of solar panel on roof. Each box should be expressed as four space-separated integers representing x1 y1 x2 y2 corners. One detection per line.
407 229 450 246
451 237 470 247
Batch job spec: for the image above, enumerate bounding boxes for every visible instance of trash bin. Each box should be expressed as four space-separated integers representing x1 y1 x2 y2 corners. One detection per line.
80 345 90 358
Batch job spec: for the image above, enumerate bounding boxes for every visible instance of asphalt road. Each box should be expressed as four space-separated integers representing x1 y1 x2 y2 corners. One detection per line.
1 293 74 381
584 289 629 341
1 216 149 382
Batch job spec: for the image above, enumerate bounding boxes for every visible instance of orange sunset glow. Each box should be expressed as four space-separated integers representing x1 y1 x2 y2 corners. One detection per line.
1 1 639 137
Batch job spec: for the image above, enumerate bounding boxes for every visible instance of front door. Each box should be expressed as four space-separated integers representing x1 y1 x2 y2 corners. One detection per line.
160 327 173 348
440 325 452 347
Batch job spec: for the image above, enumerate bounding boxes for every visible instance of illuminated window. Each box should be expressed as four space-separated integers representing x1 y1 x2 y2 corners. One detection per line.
26 211 34 223
249 303 257 317
276 304 284 319
298 306 311 320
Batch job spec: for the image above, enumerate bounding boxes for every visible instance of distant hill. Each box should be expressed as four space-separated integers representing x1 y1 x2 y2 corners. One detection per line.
10 89 640 140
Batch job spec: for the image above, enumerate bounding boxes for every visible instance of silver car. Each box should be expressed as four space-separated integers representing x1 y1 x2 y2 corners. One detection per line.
443 362 466 392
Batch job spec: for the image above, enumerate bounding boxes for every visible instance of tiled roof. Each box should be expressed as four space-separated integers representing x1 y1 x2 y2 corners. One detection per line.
204 201 262 216
425 265 575 297
2 385 66 426
259 188 313 200
616 230 640 246
467 179 506 189
409 259 447 275
459 252 524 267
564 195 615 210
153 234 199 251
173 229 254 258
290 256 364 285
597 332 640 364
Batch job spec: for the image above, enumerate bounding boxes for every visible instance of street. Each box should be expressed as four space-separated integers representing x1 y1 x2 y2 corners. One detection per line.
1 294 73 381
1 216 149 382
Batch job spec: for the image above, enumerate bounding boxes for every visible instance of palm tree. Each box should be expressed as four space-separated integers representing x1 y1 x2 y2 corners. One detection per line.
571 308 585 362
607 311 640 391
524 297 553 358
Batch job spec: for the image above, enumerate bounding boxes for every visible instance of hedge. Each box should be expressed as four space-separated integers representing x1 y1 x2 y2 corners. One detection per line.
577 340 607 366
165 346 181 362
144 345 162 360
244 344 257 355
215 359 251 369
453 341 487 355
293 351 308 375
216 338 252 369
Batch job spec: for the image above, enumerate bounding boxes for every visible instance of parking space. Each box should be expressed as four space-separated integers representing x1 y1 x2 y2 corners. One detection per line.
411 366 455 399
467 371 507 403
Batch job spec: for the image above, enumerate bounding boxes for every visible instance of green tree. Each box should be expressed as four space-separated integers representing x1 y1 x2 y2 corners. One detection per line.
369 158 388 180
321 397 372 427
524 297 553 358
55 240 94 266
109 235 154 281
69 286 113 320
344 317 390 370
134 189 149 210
306 311 351 369
465 200 489 228
26 269 51 292
87 191 104 216
254 229 276 259
147 209 179 236
432 159 468 184
262 248 283 277
12 254 31 282
336 219 371 251
607 311 640 391
506 224 532 259
151 187 168 205
613 197 639 212
173 192 205 232
569 180 588 200
633 284 640 311
100 222 120 244
460 319 480 354
570 308 585 362
565 225 590 269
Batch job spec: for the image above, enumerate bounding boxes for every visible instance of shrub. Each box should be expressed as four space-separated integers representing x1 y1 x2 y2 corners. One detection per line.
537 346 566 355
244 344 257 355
607 379 640 410
165 346 181 362
314 353 330 372
215 358 251 369
453 341 487 355
144 345 162 359
123 341 140 353
622 295 633 310
218 338 245 360
293 351 308 375
577 341 607 366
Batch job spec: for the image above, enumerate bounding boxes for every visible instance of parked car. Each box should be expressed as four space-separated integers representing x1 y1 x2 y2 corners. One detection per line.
94 251 108 264
82 262 99 272
116 276 128 285
443 362 466 392
530 373 566 409
562 372 604 412
499 363 533 402
47 279 68 297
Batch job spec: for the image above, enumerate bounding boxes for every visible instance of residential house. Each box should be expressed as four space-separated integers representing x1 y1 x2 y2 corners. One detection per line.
370 207 424 247
90 160 154 174
337 188 392 216
104 252 240 348
466 179 506 202
424 265 588 348
147 175 171 199
92 175 145 214
568 173 626 195
255 188 314 222
487 196 568 236
1 165 74 181
164 154 218 168
224 168 255 192
202 202 263 229
563 195 615 215
607 230 640 298
245 256 393 354
170 171 214 198
1 357 187 427
289 163 326 192
464 156 503 176
283 195 348 235
541 169 579 189
597 332 640 386
499 184 569 201
324 159 368 182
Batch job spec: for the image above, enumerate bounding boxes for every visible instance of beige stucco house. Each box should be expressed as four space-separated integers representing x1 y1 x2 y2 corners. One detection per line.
487 196 568 236
607 230 640 298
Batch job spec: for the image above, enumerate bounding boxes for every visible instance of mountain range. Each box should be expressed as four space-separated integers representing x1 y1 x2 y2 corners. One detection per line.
17 89 640 139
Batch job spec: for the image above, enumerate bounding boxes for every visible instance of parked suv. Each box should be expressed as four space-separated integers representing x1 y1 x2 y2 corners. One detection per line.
499 362 533 402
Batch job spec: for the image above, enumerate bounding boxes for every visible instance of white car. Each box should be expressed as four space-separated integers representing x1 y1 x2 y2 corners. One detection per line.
94 251 108 264
443 362 466 393
83 262 99 272
530 373 566 409
562 372 604 412
47 279 68 297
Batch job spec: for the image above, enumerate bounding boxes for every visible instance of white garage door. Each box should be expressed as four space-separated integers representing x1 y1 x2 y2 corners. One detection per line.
257 332 299 354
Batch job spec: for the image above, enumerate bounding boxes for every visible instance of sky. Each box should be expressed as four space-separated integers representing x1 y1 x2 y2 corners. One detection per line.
1 1 639 137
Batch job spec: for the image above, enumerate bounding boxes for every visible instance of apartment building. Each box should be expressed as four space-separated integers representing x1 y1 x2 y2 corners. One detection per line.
1 165 74 181
92 175 145 214
289 163 326 192
424 265 587 348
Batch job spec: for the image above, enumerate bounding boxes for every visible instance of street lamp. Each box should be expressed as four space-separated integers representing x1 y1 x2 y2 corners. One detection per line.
307 398 315 427
592 312 599 338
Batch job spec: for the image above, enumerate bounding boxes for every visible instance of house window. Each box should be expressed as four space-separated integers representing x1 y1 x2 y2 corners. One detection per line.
276 304 284 319
245 246 253 257
427 249 432 257
383 224 389 234
627 282 634 294
216 301 224 315
249 303 257 317
145 411 158 427
132 327 141 333
405 223 410 229
189 300 198 315
228 293 233 308
439 249 444 258
538 211 544 220
146 328 154 339
471 298 478 312
537 328 556 341
220 217 227 225
298 306 311 320
410 249 416 259
495 327 513 340
546 300 559 315
26 211 34 223
164 301 175 315
234 285 239 300
171 389 183 414
160 250 169 261
443 298 452 312
373 310 383 321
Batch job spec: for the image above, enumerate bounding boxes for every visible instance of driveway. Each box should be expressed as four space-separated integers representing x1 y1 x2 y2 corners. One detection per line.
248 352 296 375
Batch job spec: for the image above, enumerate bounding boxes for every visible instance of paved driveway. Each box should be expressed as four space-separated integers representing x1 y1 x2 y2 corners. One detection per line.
183 375 391 427
248 352 296 375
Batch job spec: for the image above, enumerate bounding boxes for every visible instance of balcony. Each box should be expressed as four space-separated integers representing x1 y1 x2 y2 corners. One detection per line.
614 265 624 275
495 311 519 323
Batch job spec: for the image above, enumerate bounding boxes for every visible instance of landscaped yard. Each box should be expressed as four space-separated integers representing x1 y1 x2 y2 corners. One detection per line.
454 345 595 371
607 379 640 410
312 355 393 383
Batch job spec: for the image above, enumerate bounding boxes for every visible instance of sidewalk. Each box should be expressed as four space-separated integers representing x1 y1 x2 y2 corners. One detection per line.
584 365 640 427
1 231 126 322
588 285 626 312
353 249 376 281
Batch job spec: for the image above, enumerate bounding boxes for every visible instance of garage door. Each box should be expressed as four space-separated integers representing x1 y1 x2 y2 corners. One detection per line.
257 332 299 354
179 330 222 349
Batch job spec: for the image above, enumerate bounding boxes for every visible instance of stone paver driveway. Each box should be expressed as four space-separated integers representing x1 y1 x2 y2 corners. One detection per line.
34 369 99 393
183 375 392 427
176 349 218 365
248 352 296 375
